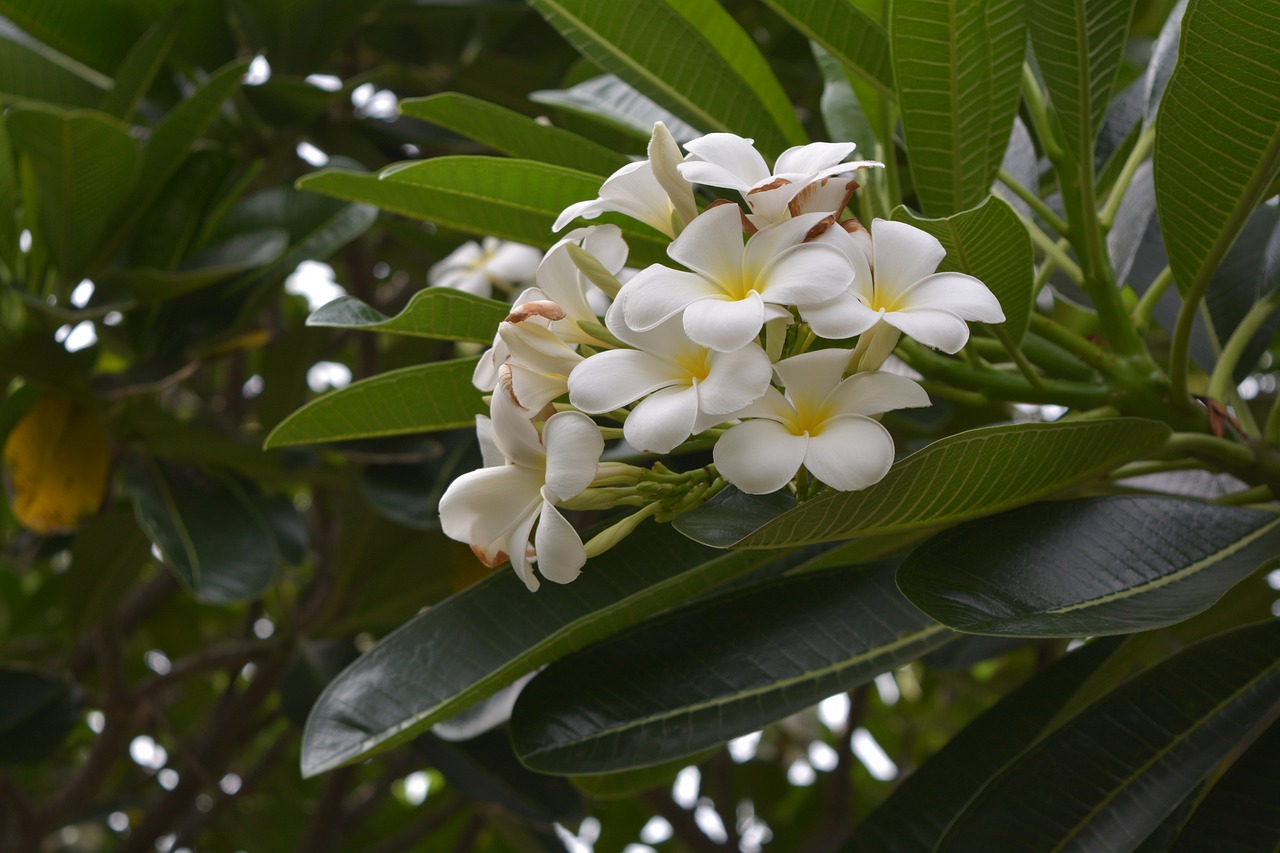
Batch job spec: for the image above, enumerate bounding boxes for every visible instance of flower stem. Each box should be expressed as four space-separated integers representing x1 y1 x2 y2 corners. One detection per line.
1131 266 1175 333
1028 313 1111 373
997 168 1068 235
990 325 1046 390
1099 124 1155 229
898 339 1110 407
1023 217 1085 285
1207 293 1280 406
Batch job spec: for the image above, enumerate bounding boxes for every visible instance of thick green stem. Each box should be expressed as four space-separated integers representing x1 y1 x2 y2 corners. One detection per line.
1023 216 1085 285
997 169 1069 235
1028 313 1111 373
1099 124 1155 229
1131 266 1175 333
898 339 1110 407
1207 294 1280 404
990 326 1046 389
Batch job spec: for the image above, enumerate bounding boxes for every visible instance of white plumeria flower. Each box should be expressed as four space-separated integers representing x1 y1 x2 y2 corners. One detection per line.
428 237 542 298
438 390 603 591
713 348 930 495
568 300 772 453
498 308 584 415
533 225 626 345
620 203 853 352
801 218 1006 354
554 122 698 238
679 134 881 227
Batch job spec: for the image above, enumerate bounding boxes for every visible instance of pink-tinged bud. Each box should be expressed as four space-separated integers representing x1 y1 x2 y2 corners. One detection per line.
505 300 566 324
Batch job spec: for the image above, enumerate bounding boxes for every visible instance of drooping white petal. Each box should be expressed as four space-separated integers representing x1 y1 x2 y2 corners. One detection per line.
773 349 850 413
870 219 947 306
621 265 719 331
667 202 747 285
555 161 675 236
799 291 882 340
881 308 972 353
541 410 603 502
507 363 570 414
699 344 772 414
533 496 587 585
488 389 547 469
475 415 502 468
438 464 543 559
743 179 809 223
623 384 701 453
553 197 608 233
506 508 542 591
679 133 771 190
755 242 853 307
568 349 676 413
825 371 932 417
891 272 1006 322
714 419 808 494
498 322 582 377
804 416 896 491
773 141 858 176
682 291 765 352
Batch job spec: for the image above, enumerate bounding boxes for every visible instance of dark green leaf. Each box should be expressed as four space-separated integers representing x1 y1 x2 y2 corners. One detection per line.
0 36 106 107
937 619 1280 851
306 288 509 344
527 0 805 157
64 508 151 638
98 230 289 304
812 42 876 157
1205 204 1280 380
678 418 1171 548
0 667 82 763
300 524 779 777
891 196 1034 343
1170 716 1280 852
898 496 1280 637
98 8 183 121
1154 0 1280 298
530 74 699 144
0 0 142 73
891 0 1026 215
399 93 629 176
1143 0 1186 125
510 564 951 774
126 461 279 604
263 357 485 449
762 0 893 96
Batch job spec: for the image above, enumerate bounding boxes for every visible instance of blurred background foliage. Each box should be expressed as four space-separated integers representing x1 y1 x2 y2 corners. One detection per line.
2 0 1271 852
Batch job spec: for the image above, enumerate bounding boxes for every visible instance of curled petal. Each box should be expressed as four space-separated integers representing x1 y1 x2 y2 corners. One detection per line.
621 265 718 331
682 291 765 352
649 122 699 228
679 133 770 190
773 141 858 175
489 386 546 468
623 384 700 454
542 411 603 502
805 416 896 491
882 307 973 354
507 509 542 591
533 496 587 585
799 291 882 340
438 465 543 560
825 371 931 418
892 272 1006 323
505 300 566 324
714 419 808 494
788 176 859 218
568 349 676 413
507 364 569 415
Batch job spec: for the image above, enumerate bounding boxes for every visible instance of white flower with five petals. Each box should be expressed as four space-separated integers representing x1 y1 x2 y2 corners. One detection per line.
428 237 541 298
438 390 603 591
713 349 930 495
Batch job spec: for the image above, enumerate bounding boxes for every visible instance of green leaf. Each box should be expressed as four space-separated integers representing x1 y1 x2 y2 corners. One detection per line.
64 508 151 639
510 563 951 774
0 0 142 73
0 667 82 764
98 8 184 121
812 42 876 157
936 619 1280 851
891 0 1026 215
126 460 279 604
678 418 1171 548
0 114 17 273
7 104 140 278
530 74 699 144
1028 0 1137 165
849 637 1121 853
97 230 289 304
1154 0 1280 299
399 93 629 176
263 357 485 449
898 496 1280 637
527 0 805 157
1169 715 1280 852
306 288 509 344
0 36 106 107
762 0 893 97
891 196 1034 343
300 524 780 777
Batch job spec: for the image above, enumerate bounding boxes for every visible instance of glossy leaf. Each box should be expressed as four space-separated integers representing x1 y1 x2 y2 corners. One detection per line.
1170 716 1280 852
849 638 1121 853
891 0 1026 215
398 93 628 176
1028 0 1136 164
891 196 1034 343
306 288 509 344
530 74 700 144
936 619 1280 851
1154 0 1280 300
7 104 140 277
510 564 951 774
263 357 484 449
300 524 780 777
761 0 893 96
898 496 1280 637
126 461 279 604
527 0 805 157
0 667 82 764
678 418 1170 548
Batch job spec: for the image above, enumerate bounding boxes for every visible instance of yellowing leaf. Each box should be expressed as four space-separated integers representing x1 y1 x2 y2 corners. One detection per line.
2 393 110 534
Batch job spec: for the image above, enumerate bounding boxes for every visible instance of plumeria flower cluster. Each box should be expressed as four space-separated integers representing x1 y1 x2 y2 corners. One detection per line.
440 124 1005 590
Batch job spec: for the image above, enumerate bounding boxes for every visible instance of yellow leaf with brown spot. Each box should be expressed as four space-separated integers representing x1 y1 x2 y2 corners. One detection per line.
2 393 111 535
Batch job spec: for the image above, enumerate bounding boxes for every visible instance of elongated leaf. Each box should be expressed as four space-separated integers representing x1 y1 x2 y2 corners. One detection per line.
992 116 1038 219
300 524 780 777
531 74 700 144
306 289 508 344
399 93 628 176
527 0 805 157
1107 161 1156 286
1205 204 1280 380
0 0 141 73
898 496 1280 637
812 42 876 157
891 0 1026 215
1028 0 1136 164
126 461 278 604
892 196 1034 343
7 104 139 277
0 36 105 107
762 0 893 96
97 230 289 303
1170 716 1280 852
98 9 183 120
679 418 1170 549
1155 0 1280 301
64 508 151 638
263 357 484 449
0 114 15 272
0 667 81 763
936 619 1280 851
849 637 1121 853
1143 0 1187 125
510 563 951 774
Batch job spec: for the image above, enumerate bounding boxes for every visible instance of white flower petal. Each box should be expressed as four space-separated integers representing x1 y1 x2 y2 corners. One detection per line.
825 371 931 417
568 349 677 413
667 202 747 285
553 197 608 233
533 496 586 584
542 411 603 501
743 179 808 223
870 219 946 306
773 141 858 175
621 265 718 331
475 415 502 468
489 391 546 468
679 133 770 190
508 364 569 414
623 384 700 453
892 272 1006 322
805 416 896 491
507 509 542 591
485 241 542 284
883 307 972 353
756 242 853 307
649 122 699 227
438 465 543 556
799 290 882 340
682 291 765 352
498 322 582 377
742 212 829 277
788 176 858 218
773 349 850 412
700 344 773 414
714 419 808 494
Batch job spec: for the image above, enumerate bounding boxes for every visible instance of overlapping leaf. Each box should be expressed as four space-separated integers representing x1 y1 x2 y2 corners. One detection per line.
530 75 700 144
762 0 893 97
306 289 509 344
